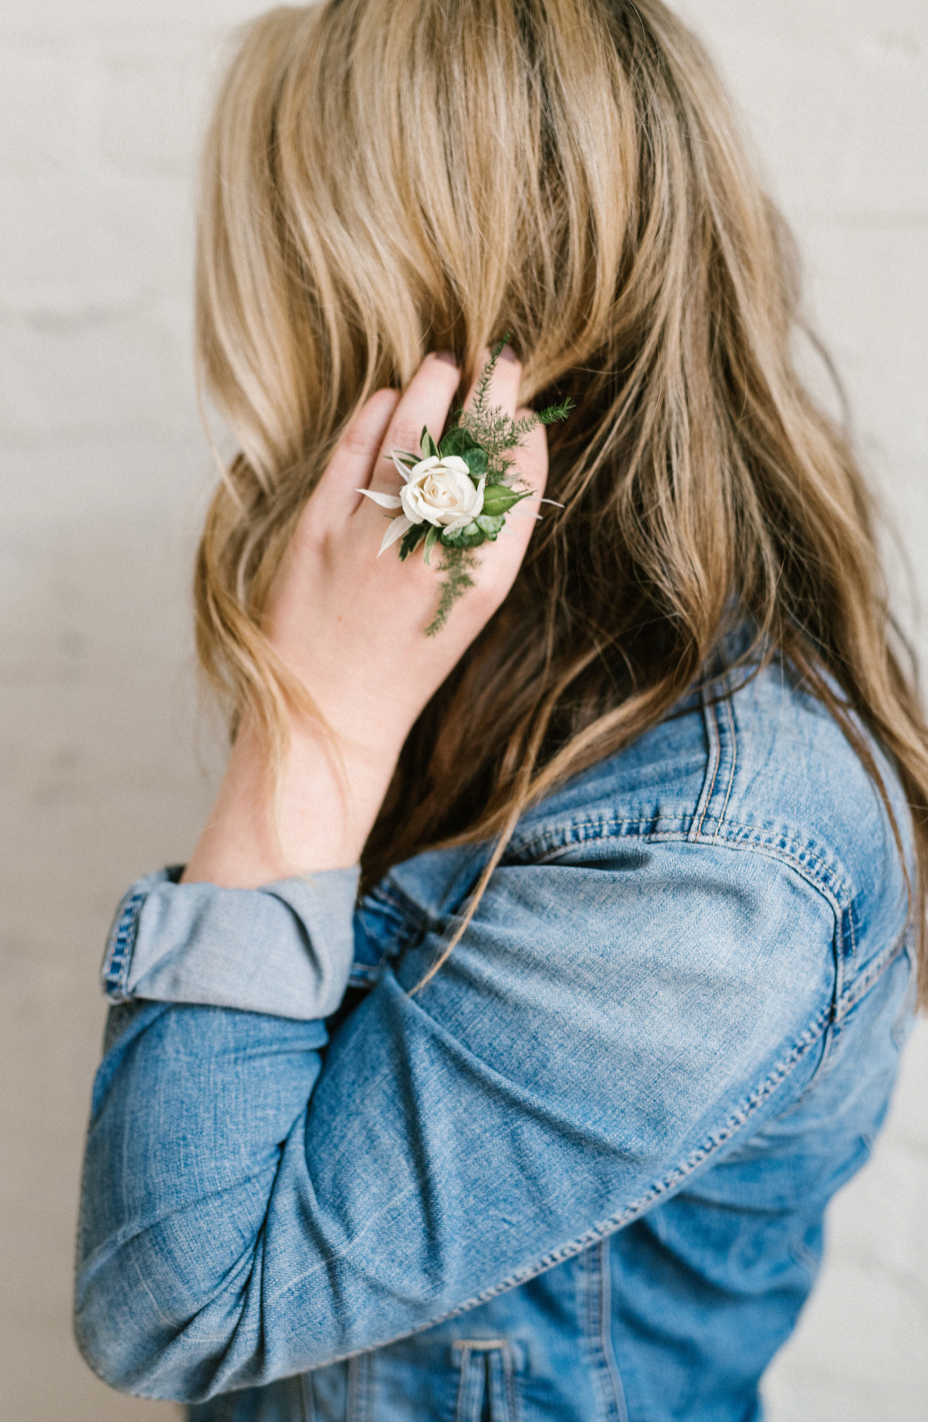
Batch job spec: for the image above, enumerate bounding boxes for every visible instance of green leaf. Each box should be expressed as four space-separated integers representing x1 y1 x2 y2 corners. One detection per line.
461 446 488 477
480 484 531 517
438 425 480 458
474 513 505 539
422 524 441 566
421 426 439 459
437 425 489 477
398 523 427 560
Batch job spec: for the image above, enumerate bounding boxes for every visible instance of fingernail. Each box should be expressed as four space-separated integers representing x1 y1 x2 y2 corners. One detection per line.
432 350 458 366
499 343 519 363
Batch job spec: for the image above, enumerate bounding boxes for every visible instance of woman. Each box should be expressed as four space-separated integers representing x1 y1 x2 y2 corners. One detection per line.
74 1 925 1418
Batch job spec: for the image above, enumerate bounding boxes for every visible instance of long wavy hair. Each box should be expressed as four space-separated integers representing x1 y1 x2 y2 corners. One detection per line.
193 0 928 1000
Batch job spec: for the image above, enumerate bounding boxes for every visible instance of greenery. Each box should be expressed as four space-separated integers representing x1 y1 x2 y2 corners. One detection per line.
392 336 573 635
425 547 479 637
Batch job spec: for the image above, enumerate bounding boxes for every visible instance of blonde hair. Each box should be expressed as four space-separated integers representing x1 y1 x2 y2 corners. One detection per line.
194 0 928 1000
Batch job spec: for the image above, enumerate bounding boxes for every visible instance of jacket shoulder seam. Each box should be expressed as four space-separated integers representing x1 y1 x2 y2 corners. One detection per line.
509 814 852 915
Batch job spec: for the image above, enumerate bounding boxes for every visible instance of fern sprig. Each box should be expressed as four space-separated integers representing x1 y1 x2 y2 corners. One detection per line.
425 546 477 637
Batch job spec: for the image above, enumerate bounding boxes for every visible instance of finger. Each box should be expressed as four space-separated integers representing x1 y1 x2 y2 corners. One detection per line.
313 387 400 524
509 406 549 501
461 341 521 424
363 350 462 501
493 407 548 563
458 412 548 621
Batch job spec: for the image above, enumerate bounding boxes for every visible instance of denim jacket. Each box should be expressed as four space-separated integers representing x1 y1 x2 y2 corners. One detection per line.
74 652 918 1422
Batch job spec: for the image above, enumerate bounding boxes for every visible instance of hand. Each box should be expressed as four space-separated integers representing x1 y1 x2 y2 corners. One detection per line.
265 345 547 763
182 346 548 886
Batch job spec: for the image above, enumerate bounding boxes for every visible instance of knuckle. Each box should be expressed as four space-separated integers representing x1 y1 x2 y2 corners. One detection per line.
342 389 398 457
342 424 374 458
390 421 427 455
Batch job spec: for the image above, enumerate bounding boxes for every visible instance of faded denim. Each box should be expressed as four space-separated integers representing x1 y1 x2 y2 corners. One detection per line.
75 653 918 1421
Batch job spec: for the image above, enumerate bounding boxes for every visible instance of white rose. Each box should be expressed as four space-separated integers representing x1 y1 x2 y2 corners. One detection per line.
399 455 485 530
357 451 485 556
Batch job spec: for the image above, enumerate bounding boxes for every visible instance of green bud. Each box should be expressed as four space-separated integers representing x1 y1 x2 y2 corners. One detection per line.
480 484 529 517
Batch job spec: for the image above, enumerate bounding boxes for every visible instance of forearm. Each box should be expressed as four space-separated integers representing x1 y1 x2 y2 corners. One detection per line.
75 1000 329 1400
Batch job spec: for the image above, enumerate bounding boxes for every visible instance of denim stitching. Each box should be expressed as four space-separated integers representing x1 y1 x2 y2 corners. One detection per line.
837 925 909 1018
347 963 381 989
101 888 147 1000
844 883 860 961
512 815 851 916
796 920 908 1088
597 1239 629 1422
432 999 831 1313
346 1350 374 1422
712 693 738 844
452 1344 485 1422
578 1241 627 1422
504 1343 519 1422
296 1370 314 1422
690 687 721 842
372 880 441 942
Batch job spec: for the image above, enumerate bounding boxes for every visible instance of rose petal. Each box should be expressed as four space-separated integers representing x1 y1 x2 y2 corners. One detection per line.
377 514 413 556
400 482 441 525
357 488 403 509
440 455 471 475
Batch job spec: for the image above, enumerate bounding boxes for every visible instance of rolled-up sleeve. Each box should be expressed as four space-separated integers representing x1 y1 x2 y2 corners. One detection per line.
101 866 360 1020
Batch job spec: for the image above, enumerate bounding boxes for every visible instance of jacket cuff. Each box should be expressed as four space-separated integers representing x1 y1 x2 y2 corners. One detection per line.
101 866 360 1020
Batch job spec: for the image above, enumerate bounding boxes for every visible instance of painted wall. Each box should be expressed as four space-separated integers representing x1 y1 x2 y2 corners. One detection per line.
0 2 924 1418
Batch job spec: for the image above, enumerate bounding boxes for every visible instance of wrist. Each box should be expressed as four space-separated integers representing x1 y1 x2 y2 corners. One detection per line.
182 713 398 888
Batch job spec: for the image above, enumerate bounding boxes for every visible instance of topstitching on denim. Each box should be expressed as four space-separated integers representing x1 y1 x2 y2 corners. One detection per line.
577 1239 628 1422
101 884 149 999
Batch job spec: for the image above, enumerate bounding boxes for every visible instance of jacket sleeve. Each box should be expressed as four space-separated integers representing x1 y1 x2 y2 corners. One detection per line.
100 866 361 1019
74 842 837 1402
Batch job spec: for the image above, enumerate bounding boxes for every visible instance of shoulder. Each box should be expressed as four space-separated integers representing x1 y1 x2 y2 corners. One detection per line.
350 655 916 1177
504 653 913 994
376 653 912 1000
363 666 859 1156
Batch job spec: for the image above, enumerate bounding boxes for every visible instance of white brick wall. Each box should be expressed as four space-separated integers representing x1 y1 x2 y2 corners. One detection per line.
0 3 924 1419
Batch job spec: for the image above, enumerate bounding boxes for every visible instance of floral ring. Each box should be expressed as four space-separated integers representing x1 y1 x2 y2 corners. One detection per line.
357 339 571 634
